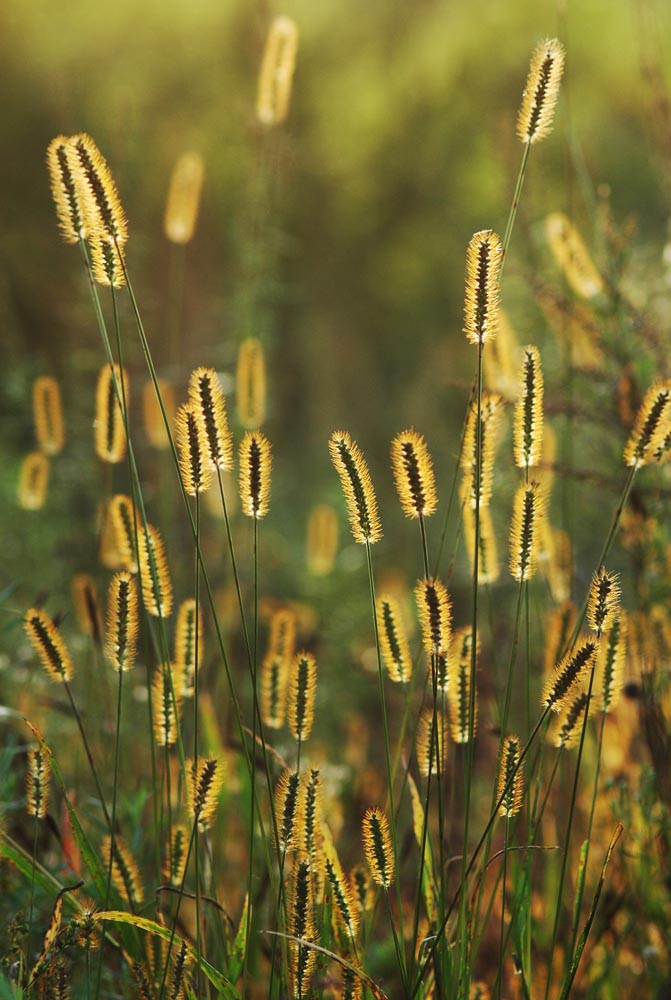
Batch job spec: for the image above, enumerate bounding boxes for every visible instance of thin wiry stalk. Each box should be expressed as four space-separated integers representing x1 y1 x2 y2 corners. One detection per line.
194 493 203 988
27 811 40 956
501 143 531 273
497 813 511 1000
242 516 260 994
63 679 110 829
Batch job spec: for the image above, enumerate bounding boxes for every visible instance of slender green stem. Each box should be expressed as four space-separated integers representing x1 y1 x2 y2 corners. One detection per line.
27 813 40 954
497 814 510 1000
63 680 111 829
194 493 203 988
243 516 261 992
501 144 531 274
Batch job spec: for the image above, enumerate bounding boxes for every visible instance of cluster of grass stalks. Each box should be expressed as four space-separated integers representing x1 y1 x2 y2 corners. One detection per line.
4 19 671 1000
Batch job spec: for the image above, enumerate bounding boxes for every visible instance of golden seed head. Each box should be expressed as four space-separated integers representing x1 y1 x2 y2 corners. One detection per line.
164 151 204 245
94 364 127 464
545 212 605 299
143 377 175 450
596 609 627 713
586 568 621 635
108 494 138 573
329 430 382 544
623 381 671 469
261 654 289 729
90 233 126 288
323 830 359 940
462 503 500 585
69 133 128 246
542 636 599 712
513 346 544 469
377 594 412 683
275 769 301 853
537 288 605 371
509 480 545 581
461 391 504 510
463 230 503 346
188 367 233 471
390 429 438 519
448 629 478 744
71 574 102 643
18 451 50 511
102 835 144 905
163 825 189 887
138 522 173 618
496 734 524 817
287 854 316 997
24 607 74 683
26 747 50 819
151 663 183 747
46 135 88 243
174 598 203 697
187 756 224 830
416 708 448 777
306 503 339 575
415 578 452 657
176 402 212 496
516 38 565 145
256 16 299 127
298 769 323 868
362 806 394 888
106 572 139 673
33 376 65 456
551 689 590 749
239 431 272 519
288 651 318 742
236 337 267 430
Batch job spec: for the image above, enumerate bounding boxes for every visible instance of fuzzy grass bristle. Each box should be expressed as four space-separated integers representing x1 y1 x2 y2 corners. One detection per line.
288 651 318 743
18 451 50 511
390 429 438 519
108 494 138 573
516 38 565 145
26 747 50 819
298 769 323 870
463 229 503 346
485 309 519 400
46 135 87 243
496 734 524 817
175 598 203 697
463 502 500 584
261 654 289 729
545 212 605 299
306 503 339 575
151 663 183 747
415 578 452 656
163 824 189 887
33 375 65 456
69 133 128 246
542 636 599 712
71 574 102 643
288 854 316 999
239 431 272 519
513 346 544 469
90 233 126 288
361 806 394 888
168 940 190 1000
329 430 382 544
236 337 267 430
596 609 627 713
176 401 212 496
416 707 448 777
143 377 175 450
106 572 139 672
323 828 359 940
461 391 503 510
187 756 224 830
24 608 74 683
256 16 299 127
587 568 621 635
448 635 478 743
551 689 590 749
188 367 233 471
623 381 671 469
102 834 144 906
543 600 577 678
509 480 545 581
94 363 127 464
377 594 412 683
138 523 173 618
164 151 204 245
275 769 301 853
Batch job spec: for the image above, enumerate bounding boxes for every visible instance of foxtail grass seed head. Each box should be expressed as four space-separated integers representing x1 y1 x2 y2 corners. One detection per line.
24 608 74 683
417 708 448 777
509 481 545 581
597 609 627 713
143 377 175 450
623 381 671 468
268 607 297 662
461 391 503 510
542 636 599 712
236 337 267 430
513 346 544 469
102 835 144 906
275 769 301 853
306 503 339 575
108 494 138 573
239 431 272 518
33 376 65 456
552 690 590 749
94 364 127 464
151 664 183 747
256 16 299 126
377 595 412 683
463 230 503 346
90 233 126 287
176 402 212 496
164 151 204 244
163 824 189 886
350 863 375 914
71 574 102 642
362 807 394 888
298 769 323 867
106 572 139 672
497 735 524 817
323 832 359 940
545 212 605 299
47 135 88 243
168 941 190 1000
69 133 128 246
288 651 318 742
329 431 382 544
463 502 500 584
288 855 316 999
188 367 233 471
187 757 224 830
26 748 50 819
138 523 173 618
587 568 621 635
391 429 438 519
18 451 50 511
448 633 478 743
175 598 203 697
415 578 452 656
516 38 565 144
261 654 289 729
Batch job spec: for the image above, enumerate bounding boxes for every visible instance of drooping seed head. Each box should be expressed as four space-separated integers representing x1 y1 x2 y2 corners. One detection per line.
33 376 65 456
138 522 173 618
288 651 318 742
94 364 127 464
18 451 50 511
26 747 50 819
236 338 267 430
306 503 339 575
542 636 599 712
551 689 590 749
46 135 88 243
509 481 545 581
187 756 224 830
496 734 524 817
24 608 74 683
513 346 544 469
329 431 382 544
461 392 504 510
377 594 412 683
415 578 452 657
516 38 565 145
361 806 394 888
69 133 128 246
463 230 503 346
586 568 621 635
596 609 626 713
176 402 212 496
390 429 438 519
239 431 272 519
545 212 605 299
623 381 671 469
188 367 233 471
164 151 204 245
256 16 299 127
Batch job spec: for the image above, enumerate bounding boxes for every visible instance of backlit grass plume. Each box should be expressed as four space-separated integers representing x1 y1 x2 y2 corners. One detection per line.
509 480 545 581
71 573 102 642
542 636 599 712
377 594 412 683
163 825 189 886
623 381 671 468
26 748 50 819
256 16 299 127
94 364 127 464
329 431 382 544
587 568 621 636
306 503 339 575
236 337 267 430
461 391 503 509
187 757 224 830
90 233 126 288
463 230 503 345
151 663 183 747
108 494 138 573
323 829 359 941
288 652 318 743
175 598 203 697
46 135 87 243
417 707 448 777
596 609 627 713
69 133 128 247
188 367 233 471
545 212 604 299
362 807 394 888
24 608 73 683
415 578 452 656
516 38 565 145
543 600 577 678
390 429 438 519
298 769 323 869
176 402 212 496
239 431 272 518
552 689 590 749
33 376 65 456
138 523 173 617
164 151 204 245
106 572 139 672
463 503 499 584
261 607 296 726
288 855 316 1000
102 835 143 906
496 734 524 817
513 346 544 469
275 769 301 853
18 452 49 511
448 630 478 743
